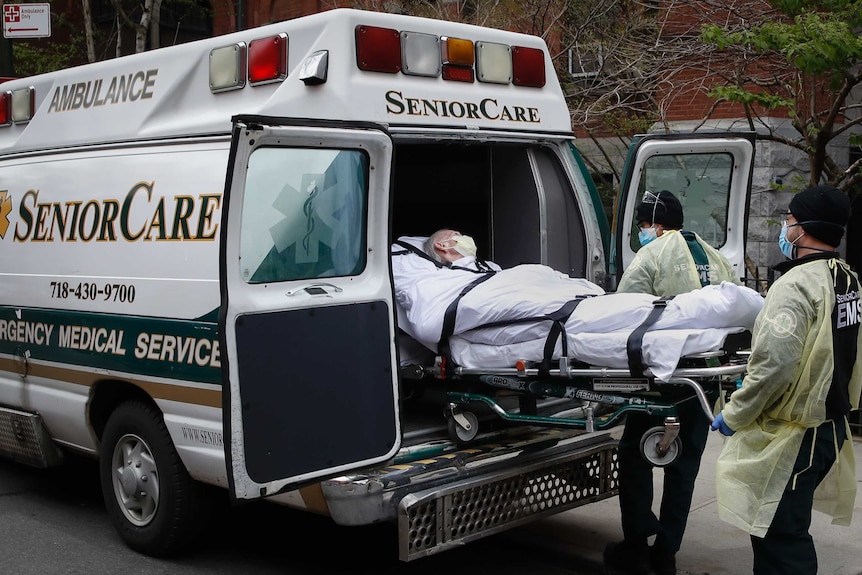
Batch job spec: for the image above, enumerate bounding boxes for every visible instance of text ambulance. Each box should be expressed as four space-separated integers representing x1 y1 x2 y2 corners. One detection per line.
0 8 754 561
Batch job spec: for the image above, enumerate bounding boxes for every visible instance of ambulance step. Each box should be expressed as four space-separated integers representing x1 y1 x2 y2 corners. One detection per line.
397 440 618 561
0 407 64 468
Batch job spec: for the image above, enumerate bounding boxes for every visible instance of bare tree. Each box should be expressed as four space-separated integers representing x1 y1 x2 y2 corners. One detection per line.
81 0 96 63
110 0 164 53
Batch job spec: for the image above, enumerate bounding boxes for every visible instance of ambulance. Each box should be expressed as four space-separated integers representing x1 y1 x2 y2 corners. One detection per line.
0 8 755 561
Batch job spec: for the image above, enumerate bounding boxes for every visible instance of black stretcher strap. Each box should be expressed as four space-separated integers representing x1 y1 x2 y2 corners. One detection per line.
626 296 673 377
539 297 586 375
440 296 590 375
437 273 497 365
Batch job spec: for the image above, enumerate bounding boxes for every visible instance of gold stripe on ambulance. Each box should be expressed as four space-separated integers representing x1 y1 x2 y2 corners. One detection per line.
0 357 221 407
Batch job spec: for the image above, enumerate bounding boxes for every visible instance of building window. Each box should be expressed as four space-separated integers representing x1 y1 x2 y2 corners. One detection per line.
568 44 602 79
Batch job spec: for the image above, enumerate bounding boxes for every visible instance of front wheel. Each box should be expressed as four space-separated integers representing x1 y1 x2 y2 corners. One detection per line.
100 400 213 557
639 426 681 467
447 410 480 445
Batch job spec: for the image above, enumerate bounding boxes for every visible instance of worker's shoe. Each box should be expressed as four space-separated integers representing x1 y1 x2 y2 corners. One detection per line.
603 540 654 575
649 544 677 575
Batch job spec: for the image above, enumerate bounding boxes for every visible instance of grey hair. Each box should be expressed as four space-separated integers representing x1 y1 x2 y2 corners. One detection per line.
425 229 452 262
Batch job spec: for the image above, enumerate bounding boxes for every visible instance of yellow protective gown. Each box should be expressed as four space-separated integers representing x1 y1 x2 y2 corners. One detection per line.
716 257 862 537
617 229 740 295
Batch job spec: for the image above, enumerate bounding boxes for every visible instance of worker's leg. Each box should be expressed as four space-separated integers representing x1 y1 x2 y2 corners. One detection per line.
605 410 660 573
750 420 846 575
653 389 717 554
618 410 661 543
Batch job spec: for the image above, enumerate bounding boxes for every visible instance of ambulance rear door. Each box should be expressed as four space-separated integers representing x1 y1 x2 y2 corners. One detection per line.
611 132 756 287
220 116 400 501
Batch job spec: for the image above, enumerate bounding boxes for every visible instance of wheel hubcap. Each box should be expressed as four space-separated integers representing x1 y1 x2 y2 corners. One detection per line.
112 433 160 527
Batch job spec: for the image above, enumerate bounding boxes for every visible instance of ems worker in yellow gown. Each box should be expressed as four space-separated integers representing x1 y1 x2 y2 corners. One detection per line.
711 185 861 575
605 190 741 575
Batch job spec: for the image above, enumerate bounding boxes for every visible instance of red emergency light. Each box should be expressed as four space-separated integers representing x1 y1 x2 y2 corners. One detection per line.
248 34 288 85
441 65 474 83
0 92 10 126
512 46 546 87
355 25 402 73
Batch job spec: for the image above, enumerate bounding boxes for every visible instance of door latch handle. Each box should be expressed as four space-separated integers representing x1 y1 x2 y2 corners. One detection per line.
285 282 343 296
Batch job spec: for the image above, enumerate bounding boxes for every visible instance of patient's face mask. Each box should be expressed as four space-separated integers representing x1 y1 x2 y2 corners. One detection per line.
638 226 657 246
449 235 477 257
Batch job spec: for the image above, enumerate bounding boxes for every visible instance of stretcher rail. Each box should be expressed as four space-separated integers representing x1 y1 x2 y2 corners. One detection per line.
411 355 749 460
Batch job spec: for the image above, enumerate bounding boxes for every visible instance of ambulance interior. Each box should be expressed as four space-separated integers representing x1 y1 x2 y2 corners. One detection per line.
389 140 598 437
390 141 590 278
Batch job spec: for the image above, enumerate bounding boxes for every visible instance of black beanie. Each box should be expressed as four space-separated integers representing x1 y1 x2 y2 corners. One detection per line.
636 190 684 229
789 185 849 247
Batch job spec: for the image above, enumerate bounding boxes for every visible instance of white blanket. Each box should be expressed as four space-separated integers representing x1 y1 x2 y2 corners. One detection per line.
392 237 764 381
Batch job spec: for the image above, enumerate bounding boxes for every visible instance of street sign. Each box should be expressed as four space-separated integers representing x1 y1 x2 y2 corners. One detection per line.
3 3 51 39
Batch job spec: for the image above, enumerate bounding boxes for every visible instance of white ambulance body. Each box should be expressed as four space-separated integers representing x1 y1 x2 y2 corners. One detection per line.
0 8 755 561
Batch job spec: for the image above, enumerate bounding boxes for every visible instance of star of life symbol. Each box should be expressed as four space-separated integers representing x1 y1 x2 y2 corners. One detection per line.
0 191 12 238
269 172 340 263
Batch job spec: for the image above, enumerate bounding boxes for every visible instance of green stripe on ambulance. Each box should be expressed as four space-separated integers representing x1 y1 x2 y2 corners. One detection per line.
0 306 221 384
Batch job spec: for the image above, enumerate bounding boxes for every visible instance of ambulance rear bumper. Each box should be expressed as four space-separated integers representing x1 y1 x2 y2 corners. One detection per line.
320 427 620 561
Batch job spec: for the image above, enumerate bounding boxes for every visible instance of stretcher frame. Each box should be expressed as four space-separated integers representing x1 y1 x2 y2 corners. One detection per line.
402 350 749 466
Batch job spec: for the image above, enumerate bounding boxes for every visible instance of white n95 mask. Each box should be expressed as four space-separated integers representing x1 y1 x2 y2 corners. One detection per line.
451 235 477 257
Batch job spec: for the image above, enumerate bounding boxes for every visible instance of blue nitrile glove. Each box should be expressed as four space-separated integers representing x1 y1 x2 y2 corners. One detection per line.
710 412 735 436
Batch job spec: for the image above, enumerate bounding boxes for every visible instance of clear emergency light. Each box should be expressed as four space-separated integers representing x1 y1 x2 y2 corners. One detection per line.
0 88 34 125
209 43 247 92
11 87 34 123
475 42 512 84
401 31 440 77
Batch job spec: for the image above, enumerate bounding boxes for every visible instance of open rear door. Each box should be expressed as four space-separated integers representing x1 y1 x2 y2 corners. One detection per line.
612 132 756 287
220 116 400 500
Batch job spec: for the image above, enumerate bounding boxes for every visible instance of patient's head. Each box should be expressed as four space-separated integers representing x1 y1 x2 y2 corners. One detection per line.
425 229 478 263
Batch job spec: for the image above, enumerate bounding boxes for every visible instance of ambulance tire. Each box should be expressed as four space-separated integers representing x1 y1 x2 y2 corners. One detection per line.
99 400 213 557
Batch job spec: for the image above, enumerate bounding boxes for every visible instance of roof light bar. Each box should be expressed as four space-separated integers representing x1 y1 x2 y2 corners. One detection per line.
476 41 512 84
401 31 440 77
209 43 247 93
512 46 546 87
11 86 34 123
356 25 401 73
248 33 288 86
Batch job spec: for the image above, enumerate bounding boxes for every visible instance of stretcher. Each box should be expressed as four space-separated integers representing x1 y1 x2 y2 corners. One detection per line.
391 237 760 464
400 342 750 466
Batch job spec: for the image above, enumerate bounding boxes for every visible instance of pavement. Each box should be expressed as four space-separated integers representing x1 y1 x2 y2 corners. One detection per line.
518 430 862 575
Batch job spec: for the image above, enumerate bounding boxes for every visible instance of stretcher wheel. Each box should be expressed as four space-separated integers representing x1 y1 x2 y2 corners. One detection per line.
639 426 681 467
448 411 480 445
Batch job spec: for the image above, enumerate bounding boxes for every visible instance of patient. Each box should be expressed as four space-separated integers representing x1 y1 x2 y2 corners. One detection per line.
392 230 764 380
392 229 604 345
